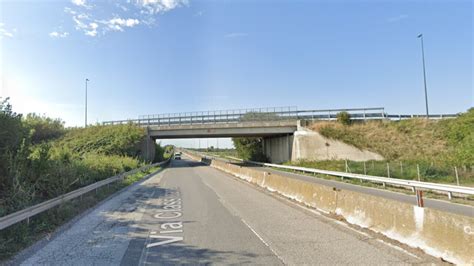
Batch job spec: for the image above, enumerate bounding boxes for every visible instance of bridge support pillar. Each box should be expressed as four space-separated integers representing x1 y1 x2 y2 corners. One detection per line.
263 134 294 164
140 128 156 162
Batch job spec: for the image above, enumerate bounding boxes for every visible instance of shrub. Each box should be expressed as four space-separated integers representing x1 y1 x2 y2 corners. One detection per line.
23 113 65 144
336 111 351 125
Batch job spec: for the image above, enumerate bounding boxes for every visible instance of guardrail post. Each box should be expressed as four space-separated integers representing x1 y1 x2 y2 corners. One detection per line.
448 191 453 200
415 190 424 207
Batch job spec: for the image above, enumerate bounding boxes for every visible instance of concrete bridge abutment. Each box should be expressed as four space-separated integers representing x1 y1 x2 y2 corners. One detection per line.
263 134 294 164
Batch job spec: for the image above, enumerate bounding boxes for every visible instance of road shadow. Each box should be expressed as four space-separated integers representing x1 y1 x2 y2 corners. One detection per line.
134 243 260 265
108 186 261 265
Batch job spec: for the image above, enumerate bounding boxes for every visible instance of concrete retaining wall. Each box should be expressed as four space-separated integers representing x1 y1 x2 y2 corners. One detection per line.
186 153 474 265
292 127 384 161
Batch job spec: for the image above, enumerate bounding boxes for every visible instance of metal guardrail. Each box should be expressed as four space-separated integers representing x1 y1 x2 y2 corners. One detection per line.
182 150 473 199
386 114 458 120
0 159 171 231
222 156 474 199
102 107 387 126
102 106 459 127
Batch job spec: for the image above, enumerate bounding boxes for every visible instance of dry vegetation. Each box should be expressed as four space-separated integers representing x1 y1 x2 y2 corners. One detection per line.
310 112 472 165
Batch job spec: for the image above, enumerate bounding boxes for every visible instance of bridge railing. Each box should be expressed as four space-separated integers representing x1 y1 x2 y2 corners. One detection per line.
103 107 390 126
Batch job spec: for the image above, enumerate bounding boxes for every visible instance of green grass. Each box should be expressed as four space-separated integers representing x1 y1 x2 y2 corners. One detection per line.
313 109 474 166
285 160 474 186
0 165 162 262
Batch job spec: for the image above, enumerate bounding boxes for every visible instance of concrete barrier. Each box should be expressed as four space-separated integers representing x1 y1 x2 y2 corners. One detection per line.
185 153 474 265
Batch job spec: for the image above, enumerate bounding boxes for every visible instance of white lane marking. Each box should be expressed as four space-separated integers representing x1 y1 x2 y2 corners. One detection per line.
146 235 184 248
199 175 286 265
239 217 286 265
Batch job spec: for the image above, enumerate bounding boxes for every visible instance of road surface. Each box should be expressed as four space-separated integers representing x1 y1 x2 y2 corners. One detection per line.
17 157 442 265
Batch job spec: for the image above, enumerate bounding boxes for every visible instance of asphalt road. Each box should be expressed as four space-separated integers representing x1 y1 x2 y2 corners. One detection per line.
18 158 442 265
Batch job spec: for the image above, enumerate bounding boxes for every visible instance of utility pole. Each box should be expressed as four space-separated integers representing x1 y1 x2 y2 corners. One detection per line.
85 78 89 127
417 34 429 118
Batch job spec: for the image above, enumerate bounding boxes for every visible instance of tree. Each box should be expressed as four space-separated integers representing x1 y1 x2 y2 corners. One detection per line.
23 113 65 143
232 137 268 162
0 98 27 178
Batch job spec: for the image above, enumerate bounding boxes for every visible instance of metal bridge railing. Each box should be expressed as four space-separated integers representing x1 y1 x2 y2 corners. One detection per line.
102 107 389 126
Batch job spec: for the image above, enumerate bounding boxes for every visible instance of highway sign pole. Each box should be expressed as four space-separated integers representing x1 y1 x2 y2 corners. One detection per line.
417 34 429 118
85 78 89 127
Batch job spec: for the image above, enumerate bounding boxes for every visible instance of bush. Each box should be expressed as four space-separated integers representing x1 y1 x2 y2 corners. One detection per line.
336 111 351 125
154 143 165 162
23 113 65 144
56 124 145 157
232 137 268 162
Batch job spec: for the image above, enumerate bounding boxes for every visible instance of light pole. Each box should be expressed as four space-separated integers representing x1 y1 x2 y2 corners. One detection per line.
417 34 429 118
85 78 89 127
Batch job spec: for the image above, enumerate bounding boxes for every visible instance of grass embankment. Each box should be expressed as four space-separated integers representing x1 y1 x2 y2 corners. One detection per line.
0 99 169 261
0 165 162 261
290 109 474 185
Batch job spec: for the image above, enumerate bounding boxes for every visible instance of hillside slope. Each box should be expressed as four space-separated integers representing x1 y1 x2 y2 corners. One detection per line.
310 109 473 166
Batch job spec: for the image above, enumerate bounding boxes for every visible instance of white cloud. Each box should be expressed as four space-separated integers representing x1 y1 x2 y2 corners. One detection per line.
225 32 248 38
64 7 77 15
85 22 98 36
0 23 14 38
194 10 203 17
106 18 140 31
387 14 408 23
63 0 188 37
49 31 69 38
71 0 91 8
72 15 99 37
137 0 188 14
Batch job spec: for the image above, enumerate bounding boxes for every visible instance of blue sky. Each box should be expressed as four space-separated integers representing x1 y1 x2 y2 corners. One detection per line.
1 0 472 148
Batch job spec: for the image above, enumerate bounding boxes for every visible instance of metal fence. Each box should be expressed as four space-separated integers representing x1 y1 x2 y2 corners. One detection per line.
103 107 387 126
102 106 458 127
0 159 171 231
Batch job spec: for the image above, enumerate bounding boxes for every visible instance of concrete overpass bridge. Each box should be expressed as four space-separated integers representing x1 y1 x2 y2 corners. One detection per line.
103 107 386 163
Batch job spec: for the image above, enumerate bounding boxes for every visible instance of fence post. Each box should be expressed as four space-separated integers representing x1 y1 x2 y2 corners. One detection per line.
345 160 348 173
387 163 390 178
400 161 403 176
363 161 367 175
455 166 460 186
417 164 421 181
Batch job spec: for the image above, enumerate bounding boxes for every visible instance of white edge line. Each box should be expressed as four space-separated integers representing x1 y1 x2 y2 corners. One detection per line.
239 218 286 265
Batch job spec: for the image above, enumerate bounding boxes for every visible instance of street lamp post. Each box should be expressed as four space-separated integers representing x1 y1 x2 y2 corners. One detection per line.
417 34 429 118
85 78 89 127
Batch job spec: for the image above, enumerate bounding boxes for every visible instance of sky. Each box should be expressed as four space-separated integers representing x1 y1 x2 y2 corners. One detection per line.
0 0 472 148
